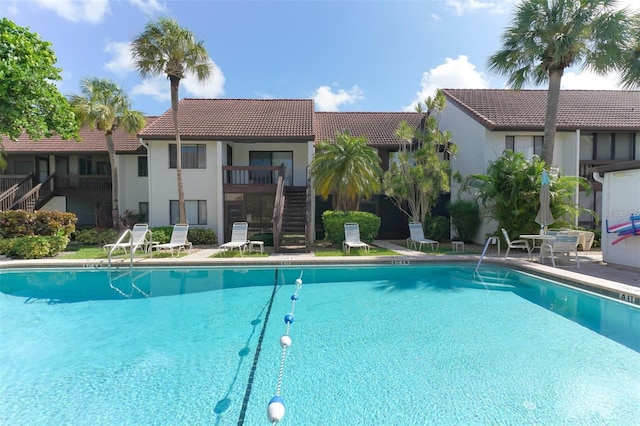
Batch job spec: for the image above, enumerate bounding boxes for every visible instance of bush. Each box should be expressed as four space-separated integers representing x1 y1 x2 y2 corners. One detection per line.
0 210 77 238
73 228 118 246
12 236 51 259
150 226 174 244
0 238 17 256
188 228 217 245
46 235 70 255
424 215 450 242
321 210 381 244
448 200 481 243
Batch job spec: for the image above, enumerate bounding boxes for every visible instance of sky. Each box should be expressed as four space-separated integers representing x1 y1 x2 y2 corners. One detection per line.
2 0 639 117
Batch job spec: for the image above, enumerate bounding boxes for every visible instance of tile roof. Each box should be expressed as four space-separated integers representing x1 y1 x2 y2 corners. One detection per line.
139 99 314 140
314 112 426 147
442 89 640 131
2 117 157 154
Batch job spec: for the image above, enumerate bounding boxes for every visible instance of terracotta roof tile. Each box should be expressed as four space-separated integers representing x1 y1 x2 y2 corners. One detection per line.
314 112 426 147
139 99 314 140
2 117 158 154
441 89 640 131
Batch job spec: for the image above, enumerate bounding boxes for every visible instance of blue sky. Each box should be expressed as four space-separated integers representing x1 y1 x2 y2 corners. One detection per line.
2 0 638 117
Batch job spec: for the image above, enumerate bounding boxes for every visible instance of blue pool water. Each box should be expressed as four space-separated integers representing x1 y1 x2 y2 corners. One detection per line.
1 265 639 425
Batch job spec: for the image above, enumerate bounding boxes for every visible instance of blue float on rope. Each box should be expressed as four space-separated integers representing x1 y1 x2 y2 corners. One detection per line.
267 396 285 423
284 313 294 324
291 294 299 301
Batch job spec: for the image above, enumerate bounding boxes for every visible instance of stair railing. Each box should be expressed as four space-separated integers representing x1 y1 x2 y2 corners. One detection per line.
305 169 312 253
10 183 43 212
271 165 286 253
0 184 19 211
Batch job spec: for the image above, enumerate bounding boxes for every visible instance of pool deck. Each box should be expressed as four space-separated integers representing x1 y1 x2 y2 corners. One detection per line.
1 241 639 305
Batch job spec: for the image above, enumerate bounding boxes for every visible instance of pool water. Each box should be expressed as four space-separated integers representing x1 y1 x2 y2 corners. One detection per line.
1 265 639 425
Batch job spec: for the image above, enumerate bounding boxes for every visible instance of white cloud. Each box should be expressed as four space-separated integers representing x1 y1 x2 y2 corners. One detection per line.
127 0 166 15
404 55 489 111
446 0 509 16
312 85 364 112
560 70 624 90
431 13 442 21
34 0 110 23
104 42 134 75
131 64 225 101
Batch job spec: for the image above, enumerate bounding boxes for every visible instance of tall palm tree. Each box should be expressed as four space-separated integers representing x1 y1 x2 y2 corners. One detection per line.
488 0 635 166
69 77 146 227
131 18 213 223
311 131 382 212
620 14 640 89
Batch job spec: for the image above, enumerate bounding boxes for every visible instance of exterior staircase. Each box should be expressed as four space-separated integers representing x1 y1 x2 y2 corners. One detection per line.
278 186 308 253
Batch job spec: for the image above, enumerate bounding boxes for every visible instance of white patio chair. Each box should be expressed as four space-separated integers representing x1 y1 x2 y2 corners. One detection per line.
103 223 151 254
501 228 532 259
342 223 370 254
540 231 580 268
155 224 192 257
406 222 439 251
219 222 249 255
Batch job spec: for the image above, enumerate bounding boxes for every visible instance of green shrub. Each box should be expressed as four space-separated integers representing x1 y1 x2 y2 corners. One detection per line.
424 215 450 241
12 236 51 259
46 235 69 255
0 238 17 256
73 228 118 246
448 200 481 242
188 228 217 245
0 210 76 238
322 210 381 244
250 233 273 246
150 226 174 244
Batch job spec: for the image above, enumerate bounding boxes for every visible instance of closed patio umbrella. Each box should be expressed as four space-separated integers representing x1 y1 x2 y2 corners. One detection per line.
535 170 554 233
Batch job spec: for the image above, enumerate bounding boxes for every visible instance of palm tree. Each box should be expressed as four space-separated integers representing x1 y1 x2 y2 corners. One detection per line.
488 0 636 166
69 77 146 227
131 18 213 223
311 131 382 212
620 14 640 89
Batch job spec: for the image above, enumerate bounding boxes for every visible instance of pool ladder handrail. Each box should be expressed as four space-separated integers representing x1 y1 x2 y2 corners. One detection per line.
475 236 500 274
107 228 153 271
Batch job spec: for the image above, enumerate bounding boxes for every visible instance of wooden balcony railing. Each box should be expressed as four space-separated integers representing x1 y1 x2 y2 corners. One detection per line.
222 165 283 186
55 175 112 192
0 174 31 192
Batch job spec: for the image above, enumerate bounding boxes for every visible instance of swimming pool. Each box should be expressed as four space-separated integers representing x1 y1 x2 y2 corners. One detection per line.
1 265 639 425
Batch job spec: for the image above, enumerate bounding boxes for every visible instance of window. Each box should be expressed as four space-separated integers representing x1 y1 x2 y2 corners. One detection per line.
14 160 33 175
249 151 293 185
139 202 149 222
614 133 634 161
169 144 206 169
138 156 148 177
96 161 110 175
505 136 542 158
246 194 274 224
79 157 93 175
170 200 207 225
595 133 613 160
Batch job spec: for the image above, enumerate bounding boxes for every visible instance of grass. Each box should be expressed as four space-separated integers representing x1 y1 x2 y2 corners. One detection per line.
58 245 188 259
211 250 269 258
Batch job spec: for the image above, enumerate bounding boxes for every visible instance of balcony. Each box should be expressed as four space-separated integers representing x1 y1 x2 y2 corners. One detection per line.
222 165 284 193
55 175 112 193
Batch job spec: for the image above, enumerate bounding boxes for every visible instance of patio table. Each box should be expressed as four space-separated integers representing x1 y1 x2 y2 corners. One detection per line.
519 234 556 262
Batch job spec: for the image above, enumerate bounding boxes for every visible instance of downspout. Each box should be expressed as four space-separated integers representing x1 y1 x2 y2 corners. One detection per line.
575 129 580 227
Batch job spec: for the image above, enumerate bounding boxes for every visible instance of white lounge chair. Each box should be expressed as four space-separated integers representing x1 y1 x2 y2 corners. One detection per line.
540 231 580 268
219 222 249 255
342 223 370 254
155 224 192 257
501 228 531 259
406 222 439 251
103 223 151 254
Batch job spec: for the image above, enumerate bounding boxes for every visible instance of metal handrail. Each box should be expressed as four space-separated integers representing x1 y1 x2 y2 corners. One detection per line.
475 236 500 274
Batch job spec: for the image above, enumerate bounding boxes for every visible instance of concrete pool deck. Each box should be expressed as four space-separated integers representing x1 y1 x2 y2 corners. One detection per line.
1 241 639 305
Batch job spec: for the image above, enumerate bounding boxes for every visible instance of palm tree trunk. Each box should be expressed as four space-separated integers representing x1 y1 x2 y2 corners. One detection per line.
170 76 186 224
105 131 119 228
542 68 563 166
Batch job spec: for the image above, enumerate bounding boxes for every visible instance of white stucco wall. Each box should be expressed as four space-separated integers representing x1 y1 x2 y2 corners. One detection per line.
600 167 640 269
118 154 148 214
146 139 219 234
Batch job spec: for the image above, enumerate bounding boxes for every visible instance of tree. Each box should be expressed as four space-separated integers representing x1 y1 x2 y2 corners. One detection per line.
69 78 146 227
131 18 213 224
383 89 456 224
460 150 595 239
0 18 78 147
488 0 636 166
311 131 382 212
620 13 640 89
